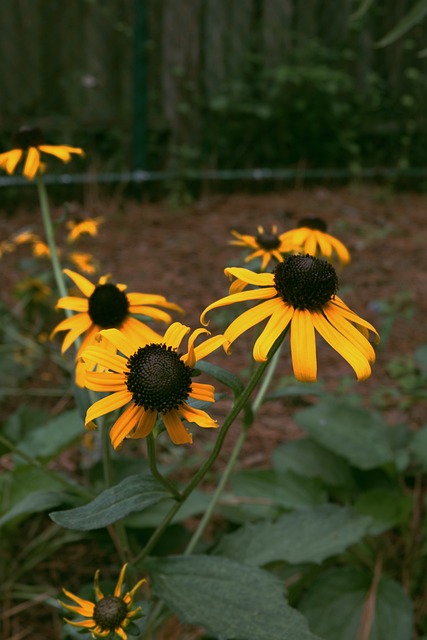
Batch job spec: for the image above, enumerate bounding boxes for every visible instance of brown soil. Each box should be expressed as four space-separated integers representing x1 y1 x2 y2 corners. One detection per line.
1 184 427 639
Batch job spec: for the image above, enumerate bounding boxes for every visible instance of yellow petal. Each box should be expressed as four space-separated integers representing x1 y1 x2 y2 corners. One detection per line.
110 403 143 448
224 267 275 288
327 234 350 264
97 328 136 358
163 409 192 444
191 333 228 364
311 310 372 381
114 564 128 597
201 287 277 326
224 297 281 347
179 403 218 429
121 316 163 346
0 149 23 173
63 269 95 297
64 618 96 629
128 305 173 324
38 144 84 161
56 296 89 312
323 305 376 363
253 304 294 362
85 371 129 392
85 390 131 425
23 147 40 180
61 588 94 612
329 298 380 343
163 322 190 350
57 313 92 353
190 381 215 402
131 408 157 440
81 346 128 373
290 309 317 382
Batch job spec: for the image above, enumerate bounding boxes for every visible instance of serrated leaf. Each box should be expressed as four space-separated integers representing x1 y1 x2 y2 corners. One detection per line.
145 555 320 640
0 490 69 528
50 474 170 530
272 439 353 487
295 400 393 469
299 568 413 640
214 504 372 566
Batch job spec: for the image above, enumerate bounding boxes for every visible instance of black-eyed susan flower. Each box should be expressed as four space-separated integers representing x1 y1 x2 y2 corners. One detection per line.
68 251 98 274
0 126 84 181
59 563 145 639
230 224 288 270
51 269 183 386
201 254 379 382
82 322 227 447
67 216 104 242
280 217 350 266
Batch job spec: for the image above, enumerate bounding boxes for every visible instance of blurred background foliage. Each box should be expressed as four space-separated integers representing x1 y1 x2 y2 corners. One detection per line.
1 0 427 181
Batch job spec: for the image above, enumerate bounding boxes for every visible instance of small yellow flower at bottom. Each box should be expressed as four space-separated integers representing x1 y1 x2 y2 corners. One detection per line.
59 563 146 640
201 254 379 383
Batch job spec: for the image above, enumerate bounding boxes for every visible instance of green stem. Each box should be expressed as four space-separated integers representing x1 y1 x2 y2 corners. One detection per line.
101 420 113 488
146 433 182 500
0 433 93 501
36 174 69 304
184 343 284 555
134 330 286 566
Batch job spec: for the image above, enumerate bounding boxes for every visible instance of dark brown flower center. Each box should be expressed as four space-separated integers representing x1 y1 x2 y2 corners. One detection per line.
273 254 338 310
93 596 127 631
255 231 281 250
125 344 193 413
297 217 327 232
13 126 44 150
88 283 129 328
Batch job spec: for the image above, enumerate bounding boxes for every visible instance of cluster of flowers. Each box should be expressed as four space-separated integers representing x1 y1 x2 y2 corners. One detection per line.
1 131 380 639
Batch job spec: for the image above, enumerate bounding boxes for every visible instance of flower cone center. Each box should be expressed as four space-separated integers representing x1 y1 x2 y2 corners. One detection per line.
297 216 327 232
93 596 127 631
255 231 281 250
125 344 193 413
88 283 129 328
274 254 338 310
13 126 44 149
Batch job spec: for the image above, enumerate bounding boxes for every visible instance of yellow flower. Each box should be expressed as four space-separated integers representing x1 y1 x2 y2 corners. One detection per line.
32 239 51 258
280 217 350 266
13 230 41 245
59 563 146 640
201 255 379 382
51 269 183 386
82 322 227 448
69 251 97 274
67 216 104 242
0 125 84 181
230 224 288 270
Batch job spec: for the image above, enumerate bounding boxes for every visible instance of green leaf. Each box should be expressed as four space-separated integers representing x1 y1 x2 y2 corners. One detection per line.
49 474 170 530
228 469 326 519
295 400 393 470
272 439 353 487
0 490 69 528
410 426 427 470
299 568 413 640
16 410 84 461
196 360 244 397
354 489 413 534
124 489 211 528
214 504 372 566
145 555 320 640
415 343 427 373
376 0 427 47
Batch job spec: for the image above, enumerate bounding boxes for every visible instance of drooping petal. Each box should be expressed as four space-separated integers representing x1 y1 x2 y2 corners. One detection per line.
94 569 104 600
131 408 158 440
127 305 173 324
327 234 350 264
56 296 89 312
163 322 190 350
224 297 282 347
311 310 372 381
23 147 41 179
121 316 163 347
315 231 333 258
179 403 218 428
253 303 294 362
189 381 215 402
290 309 317 382
63 269 96 297
54 313 92 353
201 287 277 326
127 292 182 312
323 305 376 363
329 298 380 343
61 589 94 612
0 149 23 173
163 409 193 444
110 402 144 449
85 390 131 425
184 327 210 367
